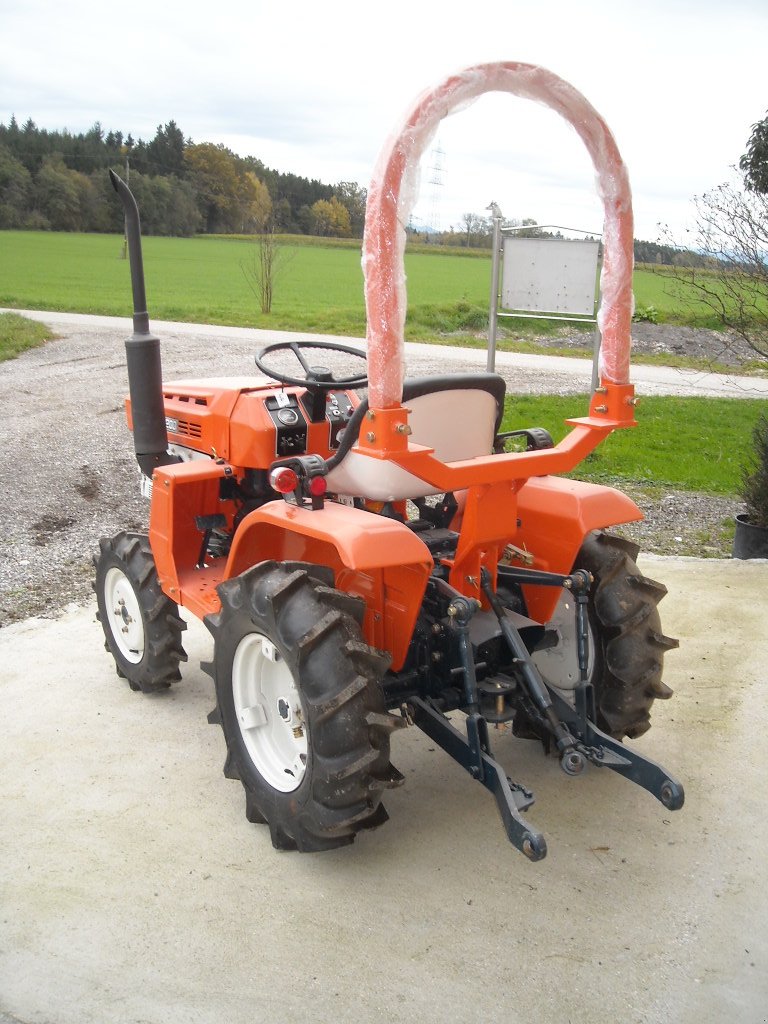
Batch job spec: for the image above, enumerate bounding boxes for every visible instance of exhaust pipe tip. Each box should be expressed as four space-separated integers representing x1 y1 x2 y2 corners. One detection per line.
110 168 151 339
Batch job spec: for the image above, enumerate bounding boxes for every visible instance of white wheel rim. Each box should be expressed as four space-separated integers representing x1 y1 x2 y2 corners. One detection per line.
232 632 308 793
104 566 145 665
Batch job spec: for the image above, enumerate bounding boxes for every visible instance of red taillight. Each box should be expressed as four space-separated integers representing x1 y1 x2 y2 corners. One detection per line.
270 467 299 494
308 476 327 497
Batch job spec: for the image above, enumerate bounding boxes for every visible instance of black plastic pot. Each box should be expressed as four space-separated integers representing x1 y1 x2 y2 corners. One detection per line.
733 513 768 559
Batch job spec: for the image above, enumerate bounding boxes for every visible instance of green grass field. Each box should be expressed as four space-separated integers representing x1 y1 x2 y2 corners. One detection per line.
0 229 727 339
0 230 492 337
500 394 764 495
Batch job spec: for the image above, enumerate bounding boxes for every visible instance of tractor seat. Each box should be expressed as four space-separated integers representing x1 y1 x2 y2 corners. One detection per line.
324 373 506 502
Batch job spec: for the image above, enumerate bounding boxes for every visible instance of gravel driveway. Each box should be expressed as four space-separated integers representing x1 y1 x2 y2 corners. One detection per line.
1 310 765 626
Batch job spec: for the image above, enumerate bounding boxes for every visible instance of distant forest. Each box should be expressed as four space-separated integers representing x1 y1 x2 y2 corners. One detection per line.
0 117 364 238
0 116 698 264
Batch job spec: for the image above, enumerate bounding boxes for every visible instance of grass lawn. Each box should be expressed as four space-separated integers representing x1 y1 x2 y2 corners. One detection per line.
501 393 764 495
0 311 52 362
0 229 729 339
632 266 715 328
0 230 493 337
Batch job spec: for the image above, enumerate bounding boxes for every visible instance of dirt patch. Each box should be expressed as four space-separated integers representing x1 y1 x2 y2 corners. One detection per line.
605 485 738 558
73 464 102 500
31 513 77 547
509 321 762 369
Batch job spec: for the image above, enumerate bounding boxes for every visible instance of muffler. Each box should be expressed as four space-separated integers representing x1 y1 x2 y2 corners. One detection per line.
109 169 177 477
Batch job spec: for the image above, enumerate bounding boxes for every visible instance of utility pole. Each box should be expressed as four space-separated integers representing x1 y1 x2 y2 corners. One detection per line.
427 143 445 238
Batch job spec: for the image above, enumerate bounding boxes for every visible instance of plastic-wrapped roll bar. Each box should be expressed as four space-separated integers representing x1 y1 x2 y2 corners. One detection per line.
362 62 634 410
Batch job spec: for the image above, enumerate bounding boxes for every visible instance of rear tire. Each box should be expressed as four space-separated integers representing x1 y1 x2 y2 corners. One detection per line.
206 561 403 852
94 532 187 693
575 531 678 739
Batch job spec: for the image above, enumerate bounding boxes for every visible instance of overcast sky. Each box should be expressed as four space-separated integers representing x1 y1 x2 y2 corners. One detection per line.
1 0 766 241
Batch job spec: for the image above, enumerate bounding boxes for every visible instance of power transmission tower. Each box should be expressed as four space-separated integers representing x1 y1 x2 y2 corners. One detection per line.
427 143 445 236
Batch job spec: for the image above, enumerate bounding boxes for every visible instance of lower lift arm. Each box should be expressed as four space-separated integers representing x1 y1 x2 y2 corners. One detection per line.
405 568 683 861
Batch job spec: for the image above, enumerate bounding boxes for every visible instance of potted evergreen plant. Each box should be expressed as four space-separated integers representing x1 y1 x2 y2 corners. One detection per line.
734 413 768 558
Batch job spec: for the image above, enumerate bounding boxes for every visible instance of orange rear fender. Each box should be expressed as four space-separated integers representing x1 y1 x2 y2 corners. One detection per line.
225 500 434 670
225 500 432 577
515 476 642 622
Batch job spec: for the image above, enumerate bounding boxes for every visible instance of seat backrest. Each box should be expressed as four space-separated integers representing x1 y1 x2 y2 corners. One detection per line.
324 374 505 501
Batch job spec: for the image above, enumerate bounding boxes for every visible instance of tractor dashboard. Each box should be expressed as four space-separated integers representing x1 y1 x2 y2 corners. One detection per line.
126 376 360 470
265 389 356 457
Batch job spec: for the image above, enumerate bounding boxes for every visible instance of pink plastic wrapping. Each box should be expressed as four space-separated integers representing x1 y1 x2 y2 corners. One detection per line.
363 62 634 408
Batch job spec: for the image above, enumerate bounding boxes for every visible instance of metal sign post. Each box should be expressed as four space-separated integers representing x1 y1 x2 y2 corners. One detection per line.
486 205 503 373
487 209 602 387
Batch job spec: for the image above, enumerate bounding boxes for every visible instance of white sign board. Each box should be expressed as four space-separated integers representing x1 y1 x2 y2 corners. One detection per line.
501 236 600 317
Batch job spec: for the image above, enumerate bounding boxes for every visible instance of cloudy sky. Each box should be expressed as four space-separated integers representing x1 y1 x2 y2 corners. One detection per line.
1 0 766 241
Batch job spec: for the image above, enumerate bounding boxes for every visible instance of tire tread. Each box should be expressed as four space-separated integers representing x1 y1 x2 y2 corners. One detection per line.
576 531 677 739
208 561 397 852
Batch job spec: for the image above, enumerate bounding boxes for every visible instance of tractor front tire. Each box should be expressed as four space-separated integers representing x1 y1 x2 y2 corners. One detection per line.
94 532 187 693
574 531 678 740
206 561 402 852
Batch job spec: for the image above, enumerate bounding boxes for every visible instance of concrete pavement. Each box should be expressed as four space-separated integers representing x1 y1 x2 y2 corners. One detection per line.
2 557 767 1024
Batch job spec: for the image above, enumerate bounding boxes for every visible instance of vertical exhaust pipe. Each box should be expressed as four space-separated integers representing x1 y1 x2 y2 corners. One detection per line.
109 169 177 476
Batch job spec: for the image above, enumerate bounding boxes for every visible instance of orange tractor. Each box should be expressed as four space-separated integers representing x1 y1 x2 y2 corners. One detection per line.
95 63 683 860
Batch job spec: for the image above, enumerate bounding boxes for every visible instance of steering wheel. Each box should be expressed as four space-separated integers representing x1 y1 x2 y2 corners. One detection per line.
255 340 368 390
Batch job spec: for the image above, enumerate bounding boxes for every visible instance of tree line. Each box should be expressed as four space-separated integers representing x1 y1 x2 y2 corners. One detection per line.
0 115 717 267
0 117 366 237
408 215 702 268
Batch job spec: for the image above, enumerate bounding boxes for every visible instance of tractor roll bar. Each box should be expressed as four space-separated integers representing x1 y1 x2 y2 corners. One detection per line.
362 62 634 409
